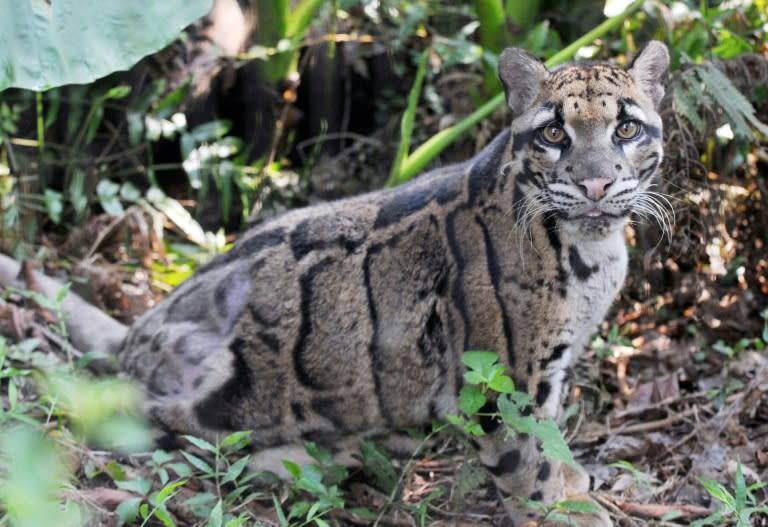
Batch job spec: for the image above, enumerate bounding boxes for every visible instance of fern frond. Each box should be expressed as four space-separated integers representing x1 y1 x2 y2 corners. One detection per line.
673 84 706 133
696 64 768 139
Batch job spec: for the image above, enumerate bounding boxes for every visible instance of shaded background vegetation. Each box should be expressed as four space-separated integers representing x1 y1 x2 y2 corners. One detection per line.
0 0 767 526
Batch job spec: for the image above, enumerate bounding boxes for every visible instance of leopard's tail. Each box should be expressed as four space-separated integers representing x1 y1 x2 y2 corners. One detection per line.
0 253 127 364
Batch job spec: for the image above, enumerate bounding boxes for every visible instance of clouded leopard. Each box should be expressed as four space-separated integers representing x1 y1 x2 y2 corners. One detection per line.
0 41 670 526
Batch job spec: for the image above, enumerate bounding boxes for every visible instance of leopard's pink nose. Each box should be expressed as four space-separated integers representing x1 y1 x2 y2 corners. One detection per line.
577 177 613 201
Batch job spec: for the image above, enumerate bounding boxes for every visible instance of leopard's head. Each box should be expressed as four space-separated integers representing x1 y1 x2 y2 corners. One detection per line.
499 41 670 240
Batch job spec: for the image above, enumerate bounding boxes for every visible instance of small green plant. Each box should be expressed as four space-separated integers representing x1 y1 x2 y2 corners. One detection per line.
449 351 576 468
692 463 768 527
591 324 632 359
7 282 71 340
527 497 604 525
278 442 348 527
0 284 151 527
449 351 609 521
170 432 264 523
609 460 657 493
712 338 753 359
114 478 186 527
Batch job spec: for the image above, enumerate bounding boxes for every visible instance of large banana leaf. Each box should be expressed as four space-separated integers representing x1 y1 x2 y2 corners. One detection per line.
0 0 213 92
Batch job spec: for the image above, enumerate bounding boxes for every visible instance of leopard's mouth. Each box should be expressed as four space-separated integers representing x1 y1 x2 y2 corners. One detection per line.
582 208 606 218
571 208 617 221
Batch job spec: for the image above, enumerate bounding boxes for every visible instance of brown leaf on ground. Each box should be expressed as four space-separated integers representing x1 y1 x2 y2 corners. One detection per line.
60 488 135 511
614 500 710 520
627 373 680 411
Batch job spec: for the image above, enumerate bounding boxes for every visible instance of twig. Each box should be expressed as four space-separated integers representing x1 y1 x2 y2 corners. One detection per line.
579 407 699 441
81 207 135 261
614 500 710 520
580 390 747 442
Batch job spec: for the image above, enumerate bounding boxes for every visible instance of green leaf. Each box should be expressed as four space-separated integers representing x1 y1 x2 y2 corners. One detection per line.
0 0 213 91
183 435 217 453
97 179 124 216
103 85 132 100
222 455 250 484
464 371 486 385
697 64 768 139
153 505 176 527
553 499 603 514
497 395 576 467
120 182 142 203
673 84 706 134
167 462 192 478
7 380 17 409
105 461 127 481
359 441 398 494
155 480 186 505
295 466 327 495
288 500 311 520
305 442 333 466
387 48 430 186
699 478 735 508
207 499 223 527
458 385 487 416
189 120 232 143
54 283 72 306
116 496 142 525
116 478 152 496
182 492 217 508
462 351 499 372
282 459 301 479
273 494 289 527
346 507 377 520
44 189 63 224
487 371 515 394
220 431 252 451
152 450 176 466
180 451 214 475
734 462 746 512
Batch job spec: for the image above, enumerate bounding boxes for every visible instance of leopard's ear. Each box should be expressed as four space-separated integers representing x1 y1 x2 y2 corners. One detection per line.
498 48 549 115
628 41 670 108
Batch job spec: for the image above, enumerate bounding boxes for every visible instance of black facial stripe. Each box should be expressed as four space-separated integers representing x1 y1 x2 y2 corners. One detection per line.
645 124 661 138
611 188 635 199
547 189 579 201
512 128 536 152
553 103 565 123
618 97 640 116
639 159 660 180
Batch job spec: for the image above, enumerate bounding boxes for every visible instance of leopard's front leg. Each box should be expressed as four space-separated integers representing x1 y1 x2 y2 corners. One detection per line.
474 370 611 527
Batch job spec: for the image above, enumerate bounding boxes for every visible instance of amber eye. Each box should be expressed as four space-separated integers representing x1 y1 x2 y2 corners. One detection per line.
540 123 567 144
615 120 641 140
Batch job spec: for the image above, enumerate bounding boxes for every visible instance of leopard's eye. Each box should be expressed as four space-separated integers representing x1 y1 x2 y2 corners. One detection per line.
540 123 567 144
615 120 641 140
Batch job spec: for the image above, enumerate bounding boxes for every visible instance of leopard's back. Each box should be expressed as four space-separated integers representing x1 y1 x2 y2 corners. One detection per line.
120 158 474 446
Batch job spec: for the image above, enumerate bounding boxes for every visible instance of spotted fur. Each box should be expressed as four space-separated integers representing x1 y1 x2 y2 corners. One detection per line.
0 42 670 527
